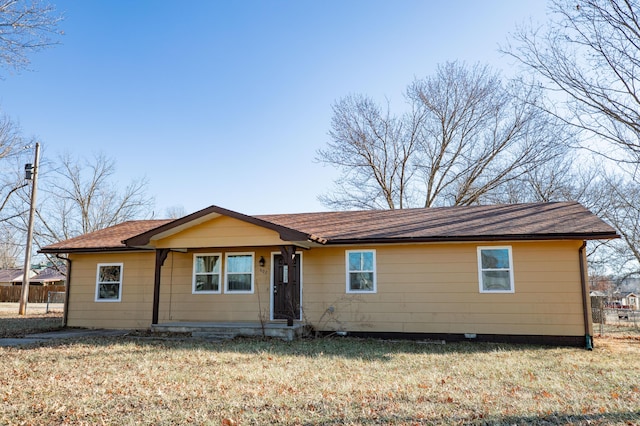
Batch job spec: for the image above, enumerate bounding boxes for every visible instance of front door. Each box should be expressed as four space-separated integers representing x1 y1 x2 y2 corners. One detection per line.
273 254 301 320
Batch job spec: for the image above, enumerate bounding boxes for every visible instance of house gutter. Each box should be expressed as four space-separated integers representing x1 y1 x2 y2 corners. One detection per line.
325 232 619 246
578 242 593 350
55 254 72 327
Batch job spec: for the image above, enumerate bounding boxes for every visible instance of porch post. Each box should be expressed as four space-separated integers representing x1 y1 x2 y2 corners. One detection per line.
152 249 170 325
279 245 297 326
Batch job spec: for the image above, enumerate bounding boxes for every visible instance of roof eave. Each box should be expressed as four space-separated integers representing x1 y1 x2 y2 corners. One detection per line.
39 247 153 255
324 232 620 245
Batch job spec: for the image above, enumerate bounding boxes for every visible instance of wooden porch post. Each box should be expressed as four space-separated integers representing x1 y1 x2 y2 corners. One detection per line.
279 245 297 326
152 249 170 325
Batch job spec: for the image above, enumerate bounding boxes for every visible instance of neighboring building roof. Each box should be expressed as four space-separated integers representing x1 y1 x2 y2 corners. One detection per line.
40 201 619 254
0 268 36 283
0 268 26 283
31 265 67 284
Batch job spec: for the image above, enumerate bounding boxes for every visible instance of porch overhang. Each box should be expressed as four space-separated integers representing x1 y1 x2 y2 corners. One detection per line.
123 205 324 250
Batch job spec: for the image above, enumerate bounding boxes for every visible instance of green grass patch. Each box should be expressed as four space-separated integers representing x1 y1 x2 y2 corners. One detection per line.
1 335 639 425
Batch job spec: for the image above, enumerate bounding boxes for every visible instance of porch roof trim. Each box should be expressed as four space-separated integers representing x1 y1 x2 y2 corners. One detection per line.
123 204 316 249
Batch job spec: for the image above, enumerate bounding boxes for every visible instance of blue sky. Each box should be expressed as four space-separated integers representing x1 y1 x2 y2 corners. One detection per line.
0 1 548 216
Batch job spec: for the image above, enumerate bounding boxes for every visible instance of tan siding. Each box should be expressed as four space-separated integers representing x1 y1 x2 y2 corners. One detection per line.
67 240 588 338
300 241 587 337
67 252 155 329
154 216 284 248
157 248 272 323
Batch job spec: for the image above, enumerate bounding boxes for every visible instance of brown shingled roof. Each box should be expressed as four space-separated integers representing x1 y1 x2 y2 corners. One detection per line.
258 201 618 243
40 220 173 253
40 202 618 253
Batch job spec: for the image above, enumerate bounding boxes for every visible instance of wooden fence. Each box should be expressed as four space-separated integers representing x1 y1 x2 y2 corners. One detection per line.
0 285 66 303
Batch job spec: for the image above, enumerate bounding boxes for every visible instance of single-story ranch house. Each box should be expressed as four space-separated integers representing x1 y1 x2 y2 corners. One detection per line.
40 201 618 348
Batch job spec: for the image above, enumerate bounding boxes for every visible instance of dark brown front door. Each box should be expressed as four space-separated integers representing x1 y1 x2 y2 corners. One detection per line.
273 254 301 320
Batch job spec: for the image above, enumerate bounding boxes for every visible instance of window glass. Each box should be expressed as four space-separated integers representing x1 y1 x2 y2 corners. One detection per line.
226 254 254 293
481 249 510 269
346 250 376 293
96 263 123 301
193 254 221 293
227 255 252 273
478 247 514 293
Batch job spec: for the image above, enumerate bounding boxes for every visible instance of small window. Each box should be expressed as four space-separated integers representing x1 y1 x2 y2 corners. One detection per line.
193 254 221 294
225 253 254 293
95 263 123 302
478 246 514 293
346 250 376 293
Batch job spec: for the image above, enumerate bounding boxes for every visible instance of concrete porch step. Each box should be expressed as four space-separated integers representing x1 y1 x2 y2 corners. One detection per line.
151 321 305 341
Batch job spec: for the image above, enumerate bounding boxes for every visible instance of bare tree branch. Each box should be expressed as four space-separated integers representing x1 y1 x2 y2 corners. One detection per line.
317 62 572 209
503 0 640 163
0 0 63 75
33 152 155 246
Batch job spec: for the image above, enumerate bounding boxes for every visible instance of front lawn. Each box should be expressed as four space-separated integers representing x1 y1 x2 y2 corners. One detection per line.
0 311 63 338
1 332 639 425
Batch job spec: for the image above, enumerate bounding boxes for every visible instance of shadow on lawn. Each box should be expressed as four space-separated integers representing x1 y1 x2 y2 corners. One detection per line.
216 336 569 360
490 410 640 425
28 332 576 361
0 315 64 338
332 410 640 425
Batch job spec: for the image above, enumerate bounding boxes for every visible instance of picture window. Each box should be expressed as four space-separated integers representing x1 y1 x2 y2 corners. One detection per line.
225 253 254 293
193 254 222 293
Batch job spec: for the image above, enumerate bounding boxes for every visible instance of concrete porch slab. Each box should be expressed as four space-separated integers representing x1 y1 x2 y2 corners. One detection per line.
151 321 305 341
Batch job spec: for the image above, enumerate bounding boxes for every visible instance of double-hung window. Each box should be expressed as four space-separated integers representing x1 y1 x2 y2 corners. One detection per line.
477 246 514 293
346 250 376 293
193 254 221 294
95 263 123 302
225 253 254 293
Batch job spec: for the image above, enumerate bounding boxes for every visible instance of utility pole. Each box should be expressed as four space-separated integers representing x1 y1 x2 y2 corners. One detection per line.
19 142 40 316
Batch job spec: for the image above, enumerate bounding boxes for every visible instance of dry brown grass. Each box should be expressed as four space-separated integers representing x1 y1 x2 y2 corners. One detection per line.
1 330 639 425
0 311 63 338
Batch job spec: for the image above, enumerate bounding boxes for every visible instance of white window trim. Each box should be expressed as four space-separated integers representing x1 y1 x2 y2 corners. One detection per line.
346 249 377 294
224 252 255 294
477 246 515 294
192 253 222 294
95 262 123 302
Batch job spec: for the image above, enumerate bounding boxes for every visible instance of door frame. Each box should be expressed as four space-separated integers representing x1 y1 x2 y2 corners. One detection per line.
269 251 303 321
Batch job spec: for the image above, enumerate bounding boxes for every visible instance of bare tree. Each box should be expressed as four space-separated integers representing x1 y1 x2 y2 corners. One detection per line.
504 0 640 165
504 0 640 277
318 94 421 209
593 174 640 274
0 113 30 223
0 0 62 228
164 205 187 219
483 154 598 205
0 223 19 267
317 62 572 209
0 0 62 75
31 152 155 246
410 63 571 207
